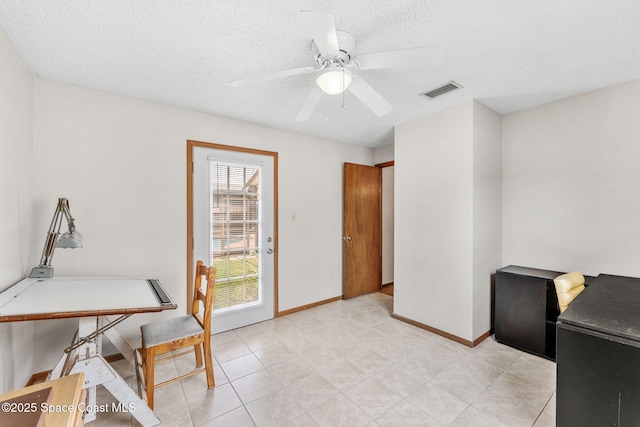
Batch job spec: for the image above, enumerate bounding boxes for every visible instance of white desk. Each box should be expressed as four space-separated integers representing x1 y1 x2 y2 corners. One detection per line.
0 276 177 426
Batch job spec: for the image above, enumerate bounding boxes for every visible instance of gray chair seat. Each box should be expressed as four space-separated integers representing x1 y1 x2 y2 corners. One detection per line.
141 315 204 347
139 260 215 409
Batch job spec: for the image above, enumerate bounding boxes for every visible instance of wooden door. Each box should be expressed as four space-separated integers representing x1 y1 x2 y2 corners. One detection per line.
343 163 382 299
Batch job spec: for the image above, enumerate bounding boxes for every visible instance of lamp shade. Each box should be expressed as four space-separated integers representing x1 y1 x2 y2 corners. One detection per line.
56 231 83 248
316 67 352 95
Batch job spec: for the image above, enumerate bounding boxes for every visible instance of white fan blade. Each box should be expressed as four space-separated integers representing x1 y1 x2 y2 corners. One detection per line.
301 11 339 57
231 66 316 87
354 45 444 70
348 77 393 117
295 86 324 121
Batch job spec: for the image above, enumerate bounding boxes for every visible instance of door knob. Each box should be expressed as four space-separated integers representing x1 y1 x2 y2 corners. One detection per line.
343 236 352 241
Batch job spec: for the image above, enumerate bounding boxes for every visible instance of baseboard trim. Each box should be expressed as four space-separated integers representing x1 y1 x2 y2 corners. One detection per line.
472 330 492 347
277 296 342 317
381 282 394 288
391 313 490 348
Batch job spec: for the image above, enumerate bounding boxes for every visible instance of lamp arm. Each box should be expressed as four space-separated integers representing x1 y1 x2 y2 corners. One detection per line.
37 199 66 268
29 197 82 279
59 198 76 233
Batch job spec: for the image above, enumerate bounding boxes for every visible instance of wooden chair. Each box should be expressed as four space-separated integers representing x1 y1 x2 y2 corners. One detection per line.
139 261 216 409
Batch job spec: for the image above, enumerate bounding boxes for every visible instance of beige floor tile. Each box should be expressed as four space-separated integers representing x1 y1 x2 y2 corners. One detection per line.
406 382 470 425
543 392 556 416
241 333 282 353
102 293 556 427
450 405 510 427
507 355 556 391
220 353 265 381
245 388 305 426
471 373 551 427
184 382 243 426
297 344 342 370
286 373 340 410
212 338 252 363
254 342 297 367
375 400 443 427
231 368 282 404
197 406 255 427
344 376 403 418
533 412 556 427
345 349 394 375
153 382 194 426
430 355 504 403
267 356 315 386
282 412 319 426
319 360 368 391
308 394 372 427
374 364 427 397
471 337 522 370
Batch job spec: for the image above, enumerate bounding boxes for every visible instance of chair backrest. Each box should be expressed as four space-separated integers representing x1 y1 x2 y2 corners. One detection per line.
554 271 586 313
191 260 216 333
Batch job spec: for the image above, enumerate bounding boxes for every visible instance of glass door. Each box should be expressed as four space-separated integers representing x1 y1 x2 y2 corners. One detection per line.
193 146 275 333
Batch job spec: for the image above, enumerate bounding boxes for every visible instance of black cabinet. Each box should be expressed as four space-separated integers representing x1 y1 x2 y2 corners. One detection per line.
495 265 563 360
557 274 640 427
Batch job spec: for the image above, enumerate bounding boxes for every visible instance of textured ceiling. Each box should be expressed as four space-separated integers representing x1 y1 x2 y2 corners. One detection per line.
1 1 640 147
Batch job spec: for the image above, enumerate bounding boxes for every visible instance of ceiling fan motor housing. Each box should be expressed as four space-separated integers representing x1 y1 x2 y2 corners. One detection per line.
313 30 355 66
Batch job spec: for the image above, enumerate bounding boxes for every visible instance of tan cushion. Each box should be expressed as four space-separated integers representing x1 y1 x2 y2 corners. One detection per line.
554 271 586 313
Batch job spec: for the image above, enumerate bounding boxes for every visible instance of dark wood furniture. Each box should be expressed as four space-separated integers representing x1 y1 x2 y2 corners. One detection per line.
556 274 640 426
495 265 563 360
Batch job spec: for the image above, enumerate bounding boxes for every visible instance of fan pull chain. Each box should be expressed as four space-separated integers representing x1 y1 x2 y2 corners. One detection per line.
324 96 328 121
342 69 347 108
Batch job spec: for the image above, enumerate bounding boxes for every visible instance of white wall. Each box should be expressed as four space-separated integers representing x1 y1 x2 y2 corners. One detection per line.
395 101 475 340
30 79 372 370
374 143 394 164
0 27 35 392
394 100 501 343
382 167 394 284
472 101 502 338
503 78 640 277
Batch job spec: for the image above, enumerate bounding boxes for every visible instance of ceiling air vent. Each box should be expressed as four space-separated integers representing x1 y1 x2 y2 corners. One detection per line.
421 81 462 99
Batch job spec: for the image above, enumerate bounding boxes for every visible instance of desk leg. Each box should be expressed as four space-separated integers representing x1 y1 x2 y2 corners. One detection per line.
103 316 136 365
70 355 160 426
49 353 66 380
78 317 99 422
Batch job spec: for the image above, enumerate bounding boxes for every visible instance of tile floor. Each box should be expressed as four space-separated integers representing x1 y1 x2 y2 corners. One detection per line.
93 292 556 426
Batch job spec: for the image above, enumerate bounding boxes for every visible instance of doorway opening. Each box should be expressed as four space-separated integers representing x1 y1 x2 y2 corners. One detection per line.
379 161 394 297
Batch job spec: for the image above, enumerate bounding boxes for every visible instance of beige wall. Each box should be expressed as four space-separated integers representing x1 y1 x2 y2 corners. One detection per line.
0 27 35 392
395 101 475 340
374 143 394 164
472 101 503 338
503 78 640 277
30 79 373 371
394 100 502 342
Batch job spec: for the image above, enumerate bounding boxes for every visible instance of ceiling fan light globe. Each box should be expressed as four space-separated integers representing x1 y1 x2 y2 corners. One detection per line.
316 69 352 95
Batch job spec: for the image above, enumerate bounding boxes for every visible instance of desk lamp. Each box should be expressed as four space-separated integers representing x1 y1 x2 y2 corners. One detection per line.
29 198 83 278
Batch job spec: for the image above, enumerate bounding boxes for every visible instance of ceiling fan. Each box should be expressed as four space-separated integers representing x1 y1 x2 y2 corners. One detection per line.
231 11 444 121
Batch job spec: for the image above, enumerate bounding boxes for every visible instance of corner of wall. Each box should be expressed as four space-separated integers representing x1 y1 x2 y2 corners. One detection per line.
0 24 36 392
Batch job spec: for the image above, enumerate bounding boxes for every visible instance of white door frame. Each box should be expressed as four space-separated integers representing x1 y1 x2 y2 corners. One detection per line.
187 140 278 331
